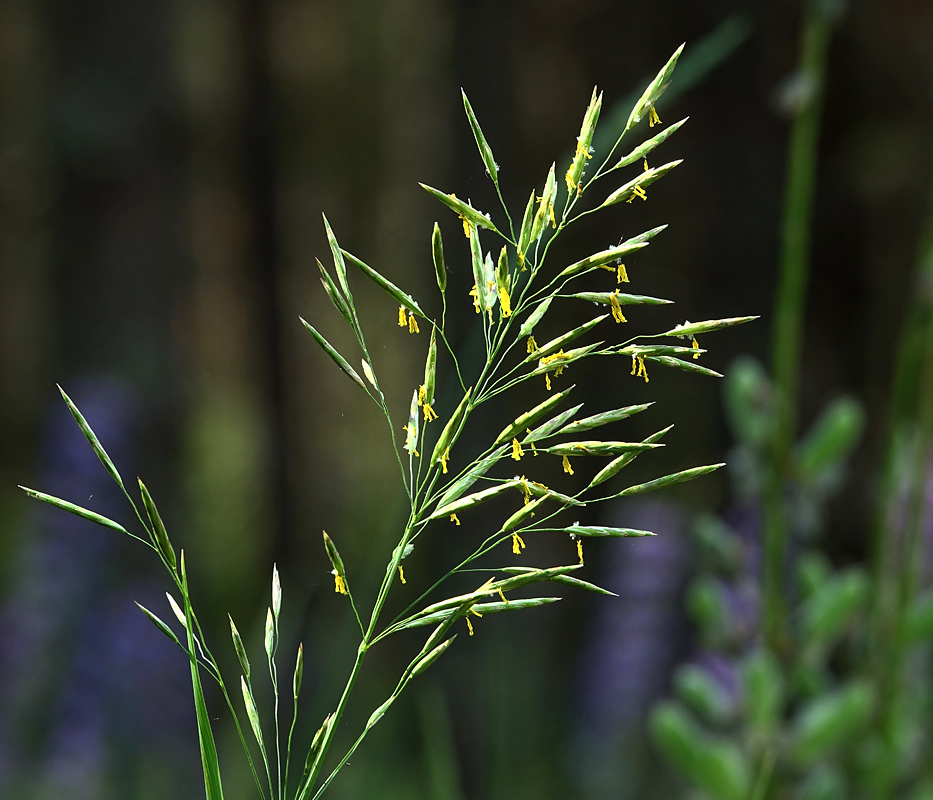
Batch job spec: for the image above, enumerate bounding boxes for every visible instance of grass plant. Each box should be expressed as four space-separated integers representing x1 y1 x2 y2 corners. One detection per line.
19 45 755 799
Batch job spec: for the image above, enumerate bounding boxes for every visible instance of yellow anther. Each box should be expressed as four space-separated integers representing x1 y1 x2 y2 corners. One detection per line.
398 306 407 327
692 337 700 360
423 403 438 422
333 572 348 595
626 185 648 204
450 513 460 525
609 290 627 324
408 314 419 334
648 106 661 127
576 538 584 565
398 565 406 584
545 373 551 391
527 335 538 354
466 617 474 636
440 447 450 474
617 263 629 283
451 192 473 238
499 287 512 318
635 356 649 383
469 284 480 314
643 157 649 171
512 532 526 554
562 455 574 475
498 588 509 604
549 201 557 228
511 438 524 461
418 385 426 406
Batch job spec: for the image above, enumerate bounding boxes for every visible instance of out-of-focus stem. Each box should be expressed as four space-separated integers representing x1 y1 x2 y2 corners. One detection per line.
874 162 933 798
763 0 835 653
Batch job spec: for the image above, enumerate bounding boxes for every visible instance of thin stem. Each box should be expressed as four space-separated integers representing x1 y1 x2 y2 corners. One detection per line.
762 2 834 654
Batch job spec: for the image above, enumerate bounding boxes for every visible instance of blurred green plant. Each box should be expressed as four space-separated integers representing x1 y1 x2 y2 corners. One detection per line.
19 46 756 799
649 1 933 797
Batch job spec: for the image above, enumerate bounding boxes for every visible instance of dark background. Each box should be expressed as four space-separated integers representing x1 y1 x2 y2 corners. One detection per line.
1 0 931 797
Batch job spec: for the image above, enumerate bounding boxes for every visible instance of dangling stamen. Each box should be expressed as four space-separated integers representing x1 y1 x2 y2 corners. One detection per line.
576 538 584 565
617 263 629 283
648 106 661 127
408 314 419 334
398 565 406 584
512 532 526 554
692 337 700 360
562 455 574 475
450 513 460 525
398 306 407 327
511 438 524 461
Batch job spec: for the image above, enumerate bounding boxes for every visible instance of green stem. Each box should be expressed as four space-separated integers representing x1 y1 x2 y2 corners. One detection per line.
873 162 933 799
763 1 834 653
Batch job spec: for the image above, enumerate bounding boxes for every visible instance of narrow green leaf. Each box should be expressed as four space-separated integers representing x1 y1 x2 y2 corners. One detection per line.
530 163 557 243
19 486 129 535
602 160 683 207
405 389 420 457
322 530 347 582
615 118 688 167
500 495 547 533
626 44 685 131
229 614 251 682
522 404 584 443
167 592 187 627
570 291 674 306
431 444 507 509
431 222 446 294
139 479 176 570
419 184 497 233
462 90 498 184
136 602 182 647
394 597 561 631
272 564 282 621
499 566 617 596
58 385 125 489
430 387 473 467
526 316 607 361
366 696 396 730
263 608 274 658
588 425 673 488
182 553 225 800
241 676 265 749
293 643 304 699
542 441 662 457
559 403 652 435
517 191 536 267
316 258 352 323
423 329 437 408
618 345 703 357
431 480 521 520
663 316 760 338
299 317 366 390
566 87 603 195
495 385 575 444
518 296 552 337
342 249 425 318
412 635 457 677
529 342 603 376
565 525 656 537
322 214 351 300
645 355 723 378
617 463 725 496
558 241 649 279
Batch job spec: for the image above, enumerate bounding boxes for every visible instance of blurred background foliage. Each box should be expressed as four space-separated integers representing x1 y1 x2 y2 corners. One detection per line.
1 0 932 798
